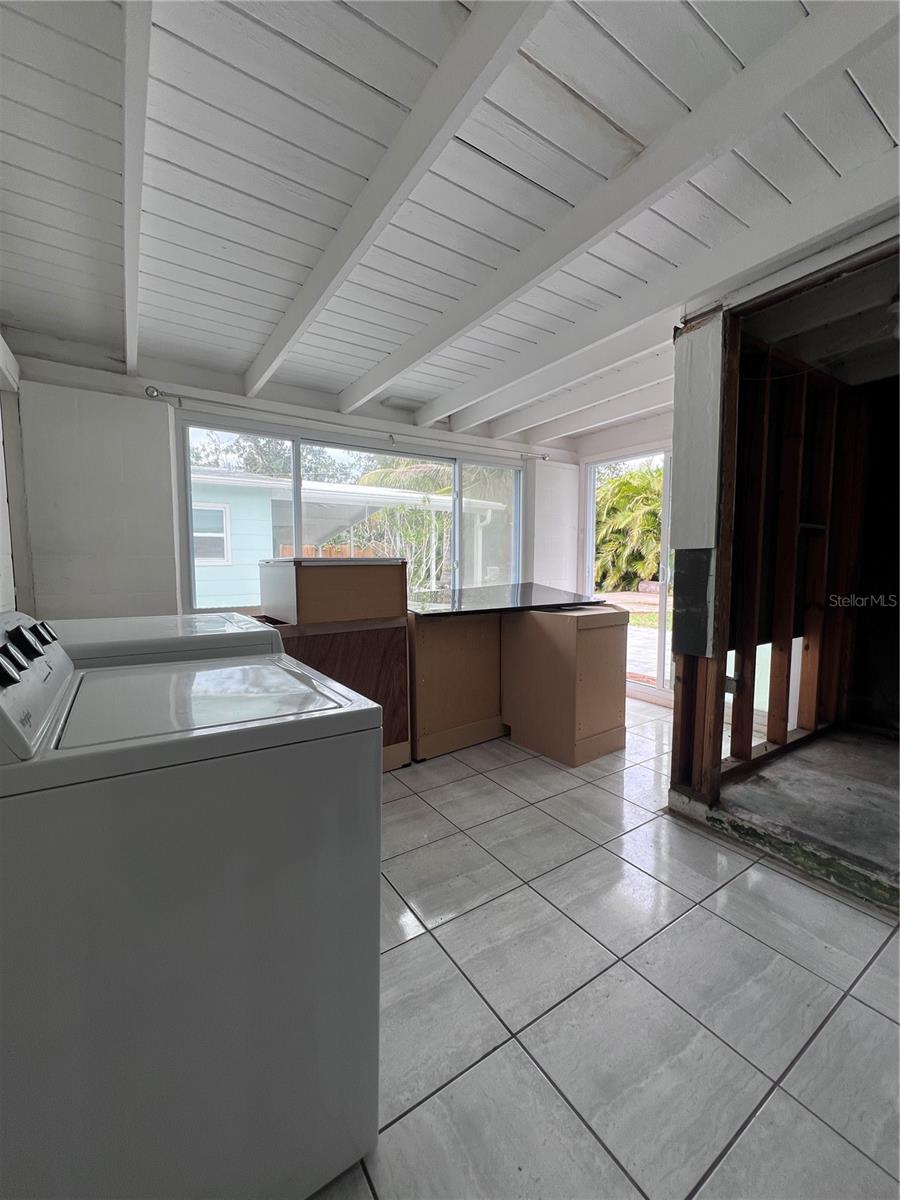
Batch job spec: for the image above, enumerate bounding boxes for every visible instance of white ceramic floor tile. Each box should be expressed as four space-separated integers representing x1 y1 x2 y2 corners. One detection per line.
382 795 456 860
452 739 534 772
628 719 673 754
379 936 506 1127
607 818 753 901
660 814 763 860
381 877 425 954
310 1163 372 1200
484 758 581 803
468 806 596 881
596 764 672 812
382 775 413 804
417 775 526 830
645 752 671 778
382 833 520 929
560 749 632 781
367 1042 641 1200
538 784 654 844
760 856 898 925
783 996 900 1178
434 886 614 1031
852 931 900 1022
625 698 670 727
392 755 476 793
696 1089 897 1199
623 728 666 763
521 963 768 1200
703 864 890 989
532 847 693 956
627 908 841 1077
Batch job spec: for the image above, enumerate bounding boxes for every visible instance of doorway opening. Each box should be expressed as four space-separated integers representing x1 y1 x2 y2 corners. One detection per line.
588 451 673 697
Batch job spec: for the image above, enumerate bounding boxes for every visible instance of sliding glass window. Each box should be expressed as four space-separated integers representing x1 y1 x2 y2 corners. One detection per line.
187 426 294 608
298 444 454 592
185 425 521 608
460 464 520 588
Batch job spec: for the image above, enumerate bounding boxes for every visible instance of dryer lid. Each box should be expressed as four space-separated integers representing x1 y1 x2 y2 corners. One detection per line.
52 613 277 659
58 657 346 749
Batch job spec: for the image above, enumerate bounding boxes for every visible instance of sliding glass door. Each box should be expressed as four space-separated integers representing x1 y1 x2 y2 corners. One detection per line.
588 449 673 694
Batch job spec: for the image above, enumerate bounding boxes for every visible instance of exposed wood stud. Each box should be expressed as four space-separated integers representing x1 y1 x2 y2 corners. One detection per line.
730 344 770 759
766 370 807 744
796 378 838 730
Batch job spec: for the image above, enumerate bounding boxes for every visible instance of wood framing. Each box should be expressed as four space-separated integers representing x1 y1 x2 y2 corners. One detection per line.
796 379 838 730
766 369 807 744
672 247 890 807
729 345 770 759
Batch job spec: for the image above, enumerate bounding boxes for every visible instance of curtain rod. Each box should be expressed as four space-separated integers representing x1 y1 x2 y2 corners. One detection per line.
144 386 551 462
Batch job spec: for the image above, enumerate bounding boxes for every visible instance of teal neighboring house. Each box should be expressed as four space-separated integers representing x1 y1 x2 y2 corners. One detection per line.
190 468 292 608
190 467 509 608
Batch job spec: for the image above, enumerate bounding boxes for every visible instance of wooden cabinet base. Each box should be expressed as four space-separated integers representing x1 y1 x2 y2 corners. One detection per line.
262 618 411 771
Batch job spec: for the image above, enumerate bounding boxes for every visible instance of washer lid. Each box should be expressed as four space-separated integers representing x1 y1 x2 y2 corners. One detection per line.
59 657 346 749
52 613 278 660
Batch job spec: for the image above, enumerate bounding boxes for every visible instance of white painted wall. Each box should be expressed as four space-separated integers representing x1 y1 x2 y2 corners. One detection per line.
522 458 580 592
17 381 180 618
0 396 15 611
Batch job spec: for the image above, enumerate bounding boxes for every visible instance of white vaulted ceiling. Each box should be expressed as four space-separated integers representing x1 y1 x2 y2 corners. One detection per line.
0 0 897 444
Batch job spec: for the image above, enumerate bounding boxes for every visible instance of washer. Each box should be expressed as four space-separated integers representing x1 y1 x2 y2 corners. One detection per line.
50 611 283 668
0 612 380 1200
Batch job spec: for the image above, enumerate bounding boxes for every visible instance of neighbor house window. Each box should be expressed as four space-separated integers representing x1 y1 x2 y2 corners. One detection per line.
192 504 230 564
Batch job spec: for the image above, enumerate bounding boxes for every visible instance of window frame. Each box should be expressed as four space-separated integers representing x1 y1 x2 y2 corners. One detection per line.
178 414 523 612
190 502 231 566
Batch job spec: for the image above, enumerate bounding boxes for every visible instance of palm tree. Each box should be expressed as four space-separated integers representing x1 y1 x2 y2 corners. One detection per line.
594 465 663 591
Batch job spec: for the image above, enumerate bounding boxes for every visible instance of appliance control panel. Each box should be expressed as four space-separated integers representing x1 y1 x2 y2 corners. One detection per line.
0 612 74 763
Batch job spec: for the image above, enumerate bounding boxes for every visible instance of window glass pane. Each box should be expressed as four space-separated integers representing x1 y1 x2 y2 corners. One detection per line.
192 506 225 534
193 534 226 561
460 465 519 588
188 426 294 608
299 443 452 592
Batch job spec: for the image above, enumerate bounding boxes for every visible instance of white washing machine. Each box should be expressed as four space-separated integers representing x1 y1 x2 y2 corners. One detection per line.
0 612 381 1200
50 610 283 668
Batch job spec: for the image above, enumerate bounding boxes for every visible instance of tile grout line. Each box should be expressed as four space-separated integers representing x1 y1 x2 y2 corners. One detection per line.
378 736 899 1191
682 919 900 1200
514 1037 654 1200
385 765 887 998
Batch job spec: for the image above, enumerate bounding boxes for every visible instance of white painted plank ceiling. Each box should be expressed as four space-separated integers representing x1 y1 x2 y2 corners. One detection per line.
0 0 896 439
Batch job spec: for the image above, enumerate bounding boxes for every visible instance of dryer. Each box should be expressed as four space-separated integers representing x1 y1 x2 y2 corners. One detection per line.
0 612 380 1200
50 610 283 668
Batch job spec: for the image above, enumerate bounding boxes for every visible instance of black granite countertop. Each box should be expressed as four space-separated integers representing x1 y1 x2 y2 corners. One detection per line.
407 582 605 616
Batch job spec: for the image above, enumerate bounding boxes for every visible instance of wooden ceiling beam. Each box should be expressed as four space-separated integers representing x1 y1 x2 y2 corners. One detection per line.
523 377 674 446
122 1 152 374
332 1 898 423
243 1 549 399
489 350 674 440
454 147 899 433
